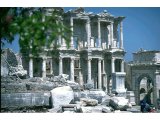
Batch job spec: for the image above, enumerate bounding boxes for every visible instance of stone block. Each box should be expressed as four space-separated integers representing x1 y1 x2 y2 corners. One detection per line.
1 92 50 108
80 98 98 106
109 96 130 111
80 90 106 103
50 86 74 108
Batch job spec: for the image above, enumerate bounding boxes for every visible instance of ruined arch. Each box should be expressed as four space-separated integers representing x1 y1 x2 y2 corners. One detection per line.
135 73 154 105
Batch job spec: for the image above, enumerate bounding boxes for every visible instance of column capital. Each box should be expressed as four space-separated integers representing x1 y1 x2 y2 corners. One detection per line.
71 57 75 61
42 57 47 60
98 58 103 61
88 58 92 61
59 56 63 59
29 54 33 58
112 57 116 61
86 19 90 24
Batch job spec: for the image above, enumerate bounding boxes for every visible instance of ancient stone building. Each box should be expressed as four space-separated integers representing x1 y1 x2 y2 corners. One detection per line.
129 49 160 107
23 8 126 94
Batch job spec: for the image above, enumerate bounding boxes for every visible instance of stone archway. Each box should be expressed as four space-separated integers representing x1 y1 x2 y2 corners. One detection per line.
135 73 154 105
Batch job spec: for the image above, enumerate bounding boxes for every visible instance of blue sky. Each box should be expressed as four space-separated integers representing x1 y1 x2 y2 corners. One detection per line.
3 7 160 61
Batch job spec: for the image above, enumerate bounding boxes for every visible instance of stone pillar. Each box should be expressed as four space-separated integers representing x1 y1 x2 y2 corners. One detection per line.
102 59 107 91
111 58 115 73
98 58 102 89
42 57 46 78
50 59 53 74
112 72 126 96
120 21 124 49
59 57 63 75
87 58 92 83
29 56 33 78
121 59 124 72
98 20 101 47
70 17 74 48
110 22 114 48
86 19 91 48
107 25 111 49
70 57 74 82
79 70 83 86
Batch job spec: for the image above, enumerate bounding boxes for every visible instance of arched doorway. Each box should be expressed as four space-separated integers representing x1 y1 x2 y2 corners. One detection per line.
135 74 154 105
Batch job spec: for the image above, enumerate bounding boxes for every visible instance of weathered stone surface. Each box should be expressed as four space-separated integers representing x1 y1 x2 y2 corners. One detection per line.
9 65 27 77
80 98 98 106
80 90 106 103
26 82 56 91
81 107 92 113
66 81 81 92
109 97 130 110
101 95 111 106
50 86 74 108
1 49 27 78
83 83 94 90
1 92 50 108
102 106 112 113
29 77 43 82
4 83 27 93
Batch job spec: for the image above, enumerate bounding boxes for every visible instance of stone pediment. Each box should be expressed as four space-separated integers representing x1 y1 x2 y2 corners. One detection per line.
97 10 113 18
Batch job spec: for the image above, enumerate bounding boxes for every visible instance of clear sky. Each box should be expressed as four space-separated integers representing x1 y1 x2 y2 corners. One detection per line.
3 7 160 61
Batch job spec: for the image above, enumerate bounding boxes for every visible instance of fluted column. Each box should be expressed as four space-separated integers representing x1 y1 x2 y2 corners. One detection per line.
59 57 63 75
120 21 124 49
121 59 124 72
98 20 101 47
86 19 91 48
42 57 46 78
70 17 74 48
70 57 74 82
98 58 102 89
111 58 115 73
29 56 33 78
107 25 111 49
110 22 114 48
87 58 92 83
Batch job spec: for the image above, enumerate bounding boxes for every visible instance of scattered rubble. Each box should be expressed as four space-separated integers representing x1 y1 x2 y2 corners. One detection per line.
80 98 98 106
1 49 139 113
109 96 131 111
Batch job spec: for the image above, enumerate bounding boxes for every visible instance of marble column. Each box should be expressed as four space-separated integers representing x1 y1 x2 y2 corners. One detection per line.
110 22 114 48
121 59 124 72
29 57 33 78
70 57 74 82
70 17 74 48
86 19 91 48
98 20 101 47
120 21 124 49
98 58 102 89
59 57 63 75
42 57 46 78
87 58 92 83
111 58 115 73
107 25 111 49
50 59 53 74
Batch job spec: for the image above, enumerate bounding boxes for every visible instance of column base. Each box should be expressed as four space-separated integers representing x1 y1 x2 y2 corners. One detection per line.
112 72 126 97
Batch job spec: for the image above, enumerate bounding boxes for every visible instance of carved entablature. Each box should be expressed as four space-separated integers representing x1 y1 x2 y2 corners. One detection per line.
66 7 94 18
